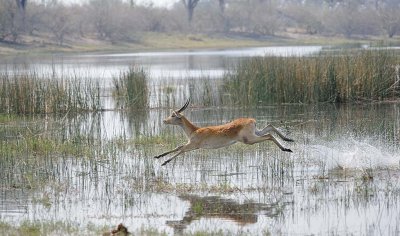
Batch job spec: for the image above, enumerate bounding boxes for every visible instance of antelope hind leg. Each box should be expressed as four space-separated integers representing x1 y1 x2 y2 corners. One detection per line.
256 124 294 142
244 133 292 152
264 134 292 152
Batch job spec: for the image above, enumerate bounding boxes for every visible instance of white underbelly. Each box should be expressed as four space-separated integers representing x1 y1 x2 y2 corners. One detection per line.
200 139 237 149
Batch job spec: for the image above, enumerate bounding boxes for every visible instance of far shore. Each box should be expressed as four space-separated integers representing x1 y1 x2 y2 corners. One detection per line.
1 32 399 56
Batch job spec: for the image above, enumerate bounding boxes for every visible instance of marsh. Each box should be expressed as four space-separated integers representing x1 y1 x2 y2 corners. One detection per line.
0 46 399 235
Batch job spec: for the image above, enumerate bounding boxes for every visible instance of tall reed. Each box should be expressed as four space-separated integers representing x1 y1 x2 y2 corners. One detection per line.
0 72 101 114
113 67 149 109
222 50 400 106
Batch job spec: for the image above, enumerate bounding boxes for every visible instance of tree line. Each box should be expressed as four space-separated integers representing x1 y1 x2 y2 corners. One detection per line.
0 0 399 46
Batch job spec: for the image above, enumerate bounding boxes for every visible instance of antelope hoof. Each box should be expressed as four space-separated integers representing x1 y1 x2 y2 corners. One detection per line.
285 138 295 142
284 148 293 152
154 153 166 159
161 160 170 166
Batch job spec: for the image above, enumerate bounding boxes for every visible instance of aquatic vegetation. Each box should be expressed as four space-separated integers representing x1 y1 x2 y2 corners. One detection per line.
137 226 168 236
0 72 101 114
0 220 80 236
113 67 149 109
0 113 118 190
222 50 400 105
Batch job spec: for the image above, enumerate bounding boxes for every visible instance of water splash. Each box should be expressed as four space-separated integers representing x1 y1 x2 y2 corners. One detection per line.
305 138 400 170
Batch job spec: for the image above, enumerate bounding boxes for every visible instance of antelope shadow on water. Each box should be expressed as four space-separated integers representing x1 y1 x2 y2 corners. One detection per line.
166 195 284 234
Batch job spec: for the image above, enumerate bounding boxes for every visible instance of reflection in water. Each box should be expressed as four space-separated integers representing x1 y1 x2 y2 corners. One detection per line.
120 108 150 137
166 195 283 234
102 223 130 236
0 189 29 220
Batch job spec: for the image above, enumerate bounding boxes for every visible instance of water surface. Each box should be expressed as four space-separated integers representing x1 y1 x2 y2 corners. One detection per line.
0 46 399 235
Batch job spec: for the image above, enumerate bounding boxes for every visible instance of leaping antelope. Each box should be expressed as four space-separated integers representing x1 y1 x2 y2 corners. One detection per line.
155 98 293 166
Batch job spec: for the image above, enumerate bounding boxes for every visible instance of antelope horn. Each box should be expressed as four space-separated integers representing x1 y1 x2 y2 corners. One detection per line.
176 97 191 113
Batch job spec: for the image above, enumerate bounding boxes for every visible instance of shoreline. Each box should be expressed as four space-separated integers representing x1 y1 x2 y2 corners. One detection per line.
1 32 399 56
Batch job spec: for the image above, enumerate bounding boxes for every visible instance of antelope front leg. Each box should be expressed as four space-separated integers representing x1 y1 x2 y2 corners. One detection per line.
161 150 185 166
160 143 198 166
154 145 184 159
256 124 294 142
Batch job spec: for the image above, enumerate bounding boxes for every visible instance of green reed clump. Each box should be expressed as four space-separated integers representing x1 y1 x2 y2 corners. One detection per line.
0 72 101 114
113 67 149 109
0 220 80 236
223 50 400 106
0 114 117 190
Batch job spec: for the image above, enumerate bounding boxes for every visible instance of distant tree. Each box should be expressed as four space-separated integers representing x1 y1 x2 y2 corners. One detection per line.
325 2 358 37
225 0 279 36
181 0 200 23
189 1 224 32
250 1 280 35
378 1 400 37
0 0 23 42
69 4 89 37
24 3 45 35
323 0 343 8
15 0 27 31
16 0 27 11
217 0 228 31
324 1 381 37
1 0 398 46
159 5 187 32
89 0 112 39
88 0 138 42
218 0 225 13
281 3 324 34
43 4 73 45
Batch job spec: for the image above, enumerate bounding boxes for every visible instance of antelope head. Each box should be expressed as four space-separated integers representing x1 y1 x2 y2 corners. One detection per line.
163 98 191 125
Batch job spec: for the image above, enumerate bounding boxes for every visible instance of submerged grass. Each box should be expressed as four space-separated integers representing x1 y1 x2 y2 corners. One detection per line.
0 113 117 190
222 49 400 106
0 72 101 114
0 220 81 236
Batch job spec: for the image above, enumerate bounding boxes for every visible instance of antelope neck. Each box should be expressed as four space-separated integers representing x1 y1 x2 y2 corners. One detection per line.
180 116 198 137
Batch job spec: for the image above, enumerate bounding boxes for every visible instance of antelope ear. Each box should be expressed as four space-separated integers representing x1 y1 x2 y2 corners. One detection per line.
173 111 182 118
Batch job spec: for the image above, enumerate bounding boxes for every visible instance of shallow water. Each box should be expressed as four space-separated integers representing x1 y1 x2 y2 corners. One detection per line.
0 46 322 87
1 47 400 235
1 103 399 235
